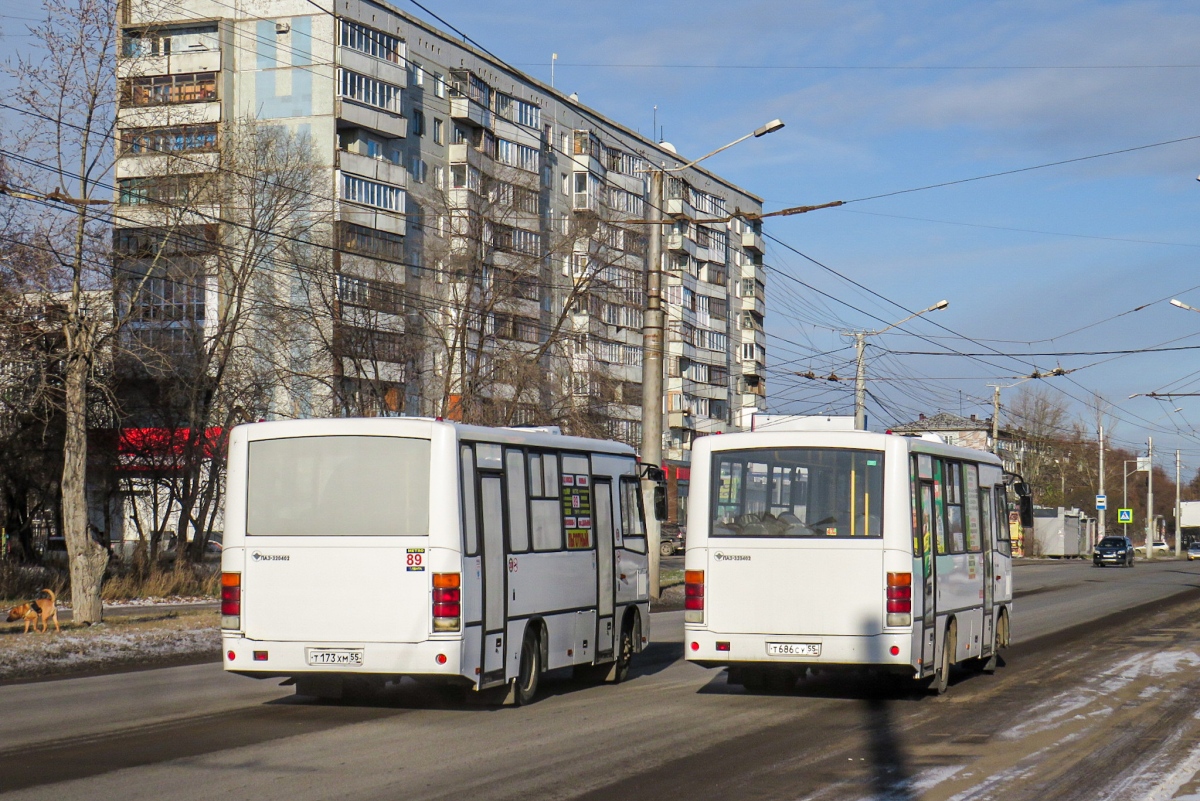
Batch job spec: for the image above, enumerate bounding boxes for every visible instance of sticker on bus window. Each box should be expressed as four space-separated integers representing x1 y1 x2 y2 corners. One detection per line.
867 460 877 466
576 475 590 487
577 516 592 529
564 516 577 528
826 527 837 536
563 474 576 486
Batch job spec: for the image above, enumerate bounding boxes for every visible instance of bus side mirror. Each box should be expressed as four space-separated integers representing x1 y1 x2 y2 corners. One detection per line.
1019 495 1034 529
653 484 668 522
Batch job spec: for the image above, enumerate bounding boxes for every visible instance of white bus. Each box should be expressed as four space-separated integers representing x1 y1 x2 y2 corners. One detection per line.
220 418 653 704
683 426 1026 694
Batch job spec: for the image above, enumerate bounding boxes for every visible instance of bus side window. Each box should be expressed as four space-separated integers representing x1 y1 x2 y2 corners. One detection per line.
461 444 479 556
620 477 647 553
979 486 993 551
506 449 530 553
933 460 948 555
530 451 563 552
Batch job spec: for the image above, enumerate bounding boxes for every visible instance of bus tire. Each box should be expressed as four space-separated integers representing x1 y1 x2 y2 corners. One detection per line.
514 627 541 706
933 620 955 695
742 668 766 693
612 614 638 684
996 608 1010 649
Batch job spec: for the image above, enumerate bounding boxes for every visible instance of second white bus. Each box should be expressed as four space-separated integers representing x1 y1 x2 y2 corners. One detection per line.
220 418 653 703
684 426 1027 694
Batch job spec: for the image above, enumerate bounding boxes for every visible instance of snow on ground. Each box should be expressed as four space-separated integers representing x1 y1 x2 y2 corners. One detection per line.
0 605 219 683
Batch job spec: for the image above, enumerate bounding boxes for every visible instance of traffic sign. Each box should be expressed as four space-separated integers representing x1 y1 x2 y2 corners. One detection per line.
1118 508 1133 524
1096 494 1107 510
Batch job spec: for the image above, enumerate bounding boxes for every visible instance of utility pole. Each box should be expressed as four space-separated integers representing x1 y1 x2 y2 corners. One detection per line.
1146 437 1154 559
1098 426 1106 541
1177 449 1182 558
991 386 1001 457
854 332 867 430
641 168 665 600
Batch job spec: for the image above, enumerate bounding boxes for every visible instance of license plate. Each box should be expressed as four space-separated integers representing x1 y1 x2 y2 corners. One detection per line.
767 642 820 657
306 648 364 666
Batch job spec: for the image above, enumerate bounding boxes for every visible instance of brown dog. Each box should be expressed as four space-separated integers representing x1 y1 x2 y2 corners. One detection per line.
6 589 60 634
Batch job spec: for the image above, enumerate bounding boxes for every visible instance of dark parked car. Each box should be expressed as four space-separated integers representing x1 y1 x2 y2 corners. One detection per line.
660 524 685 557
1094 535 1135 568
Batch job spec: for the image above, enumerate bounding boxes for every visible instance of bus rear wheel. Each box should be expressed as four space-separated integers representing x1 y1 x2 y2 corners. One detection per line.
933 621 956 695
612 616 638 684
514 628 541 705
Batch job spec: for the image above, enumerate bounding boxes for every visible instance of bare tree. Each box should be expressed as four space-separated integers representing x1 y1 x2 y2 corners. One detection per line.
3 0 119 621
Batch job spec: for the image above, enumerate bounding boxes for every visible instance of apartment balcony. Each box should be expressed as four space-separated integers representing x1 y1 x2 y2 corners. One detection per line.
448 142 486 169
450 96 491 129
117 49 223 79
668 410 694 430
116 151 219 179
741 359 765 377
337 204 406 237
741 229 765 254
337 150 407 188
665 197 694 219
336 47 407 89
118 101 221 128
572 189 600 214
665 232 697 257
336 99 406 140
740 293 765 316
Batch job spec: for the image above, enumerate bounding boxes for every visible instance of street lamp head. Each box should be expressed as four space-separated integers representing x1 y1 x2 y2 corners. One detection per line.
754 119 785 138
931 299 949 311
1170 298 1189 309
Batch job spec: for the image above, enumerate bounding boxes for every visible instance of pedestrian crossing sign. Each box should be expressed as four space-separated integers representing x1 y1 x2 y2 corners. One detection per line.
1118 508 1133 524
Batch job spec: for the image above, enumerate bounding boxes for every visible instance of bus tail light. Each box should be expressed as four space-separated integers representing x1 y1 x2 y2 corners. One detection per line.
221 573 241 630
886 572 912 627
433 573 461 632
684 570 704 623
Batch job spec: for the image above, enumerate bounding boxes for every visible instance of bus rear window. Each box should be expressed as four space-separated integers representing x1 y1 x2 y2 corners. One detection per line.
711 448 884 538
247 436 430 537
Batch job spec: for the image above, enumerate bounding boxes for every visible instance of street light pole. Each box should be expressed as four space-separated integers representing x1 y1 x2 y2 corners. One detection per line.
1147 437 1154 559
850 300 949 431
640 120 785 600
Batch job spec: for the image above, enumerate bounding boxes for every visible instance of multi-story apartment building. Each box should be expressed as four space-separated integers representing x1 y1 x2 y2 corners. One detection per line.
112 0 767 477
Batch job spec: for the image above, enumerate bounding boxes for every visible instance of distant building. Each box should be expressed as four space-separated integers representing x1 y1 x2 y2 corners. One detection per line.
890 412 1025 474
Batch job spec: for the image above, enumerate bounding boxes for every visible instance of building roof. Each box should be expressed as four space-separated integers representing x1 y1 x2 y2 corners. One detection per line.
892 412 991 433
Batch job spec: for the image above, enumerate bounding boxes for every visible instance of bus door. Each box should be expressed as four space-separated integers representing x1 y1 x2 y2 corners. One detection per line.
593 478 616 658
914 454 937 670
979 483 996 656
479 469 508 686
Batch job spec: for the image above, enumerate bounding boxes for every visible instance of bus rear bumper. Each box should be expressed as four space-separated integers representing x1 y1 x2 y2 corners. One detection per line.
684 630 915 671
221 633 470 682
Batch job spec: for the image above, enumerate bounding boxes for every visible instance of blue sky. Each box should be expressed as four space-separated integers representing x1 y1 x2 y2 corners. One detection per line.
5 0 1200 474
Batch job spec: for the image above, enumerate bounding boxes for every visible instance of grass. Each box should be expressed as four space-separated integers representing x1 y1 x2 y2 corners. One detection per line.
0 561 219 606
660 568 685 589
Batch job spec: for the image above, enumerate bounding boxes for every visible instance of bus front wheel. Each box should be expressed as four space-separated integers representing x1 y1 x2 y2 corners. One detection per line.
514 627 542 705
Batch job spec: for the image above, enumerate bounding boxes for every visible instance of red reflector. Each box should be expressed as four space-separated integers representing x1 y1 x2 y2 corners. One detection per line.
253 651 268 661
684 583 704 598
690 641 700 651
436 653 447 665
886 599 911 613
433 588 461 603
890 646 900 656
886 586 912 600
227 651 235 661
716 642 730 651
684 597 704 610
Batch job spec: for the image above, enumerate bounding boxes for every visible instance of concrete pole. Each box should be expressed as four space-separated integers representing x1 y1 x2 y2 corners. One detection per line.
1146 437 1154 559
854 332 867 430
640 168 664 600
991 386 1002 458
1177 450 1182 558
1098 426 1105 542
1123 461 1129 539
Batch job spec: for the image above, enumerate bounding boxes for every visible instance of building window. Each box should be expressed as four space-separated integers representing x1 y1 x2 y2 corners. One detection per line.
411 61 423 85
334 323 407 363
114 224 216 256
411 109 424 137
121 124 218 155
338 222 405 262
117 175 212 206
408 156 427 183
338 20 403 64
433 117 444 145
341 174 405 212
122 24 218 57
124 72 217 106
337 273 405 315
338 69 401 113
432 72 445 98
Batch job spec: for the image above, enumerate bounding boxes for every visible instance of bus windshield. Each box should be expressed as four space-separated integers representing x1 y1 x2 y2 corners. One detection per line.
247 436 431 537
711 448 884 538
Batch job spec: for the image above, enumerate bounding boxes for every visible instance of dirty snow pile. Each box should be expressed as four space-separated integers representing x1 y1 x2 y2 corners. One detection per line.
0 617 219 682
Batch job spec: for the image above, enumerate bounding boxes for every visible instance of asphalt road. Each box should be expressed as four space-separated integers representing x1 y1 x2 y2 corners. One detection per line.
3 559 1200 800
